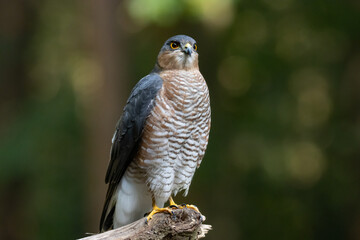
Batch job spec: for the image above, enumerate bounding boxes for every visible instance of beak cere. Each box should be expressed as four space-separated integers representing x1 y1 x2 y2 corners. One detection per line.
183 43 192 56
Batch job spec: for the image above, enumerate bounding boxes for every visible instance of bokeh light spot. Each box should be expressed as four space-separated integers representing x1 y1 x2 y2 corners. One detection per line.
185 0 235 30
70 57 102 108
285 141 326 186
126 0 181 26
289 68 332 128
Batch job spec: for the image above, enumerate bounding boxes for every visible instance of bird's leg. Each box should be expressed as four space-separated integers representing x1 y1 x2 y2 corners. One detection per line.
168 196 179 209
146 197 173 223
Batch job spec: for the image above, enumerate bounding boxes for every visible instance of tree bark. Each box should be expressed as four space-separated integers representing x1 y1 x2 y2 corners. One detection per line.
78 208 212 240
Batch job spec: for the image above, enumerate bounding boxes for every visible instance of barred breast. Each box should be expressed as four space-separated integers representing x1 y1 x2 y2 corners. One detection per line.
130 69 211 206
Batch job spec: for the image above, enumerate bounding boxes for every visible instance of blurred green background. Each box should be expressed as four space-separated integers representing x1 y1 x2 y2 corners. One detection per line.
1 0 360 239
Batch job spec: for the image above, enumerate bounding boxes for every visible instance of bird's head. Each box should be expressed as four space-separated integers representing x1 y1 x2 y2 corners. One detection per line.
156 35 199 71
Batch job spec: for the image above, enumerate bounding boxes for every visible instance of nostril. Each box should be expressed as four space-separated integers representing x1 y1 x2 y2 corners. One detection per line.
183 47 192 56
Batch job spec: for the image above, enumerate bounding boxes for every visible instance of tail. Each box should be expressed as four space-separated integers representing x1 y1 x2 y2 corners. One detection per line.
99 184 117 232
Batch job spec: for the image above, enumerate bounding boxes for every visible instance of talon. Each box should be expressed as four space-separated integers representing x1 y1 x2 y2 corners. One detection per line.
185 204 200 212
168 197 201 213
168 197 182 210
146 196 202 224
146 203 173 223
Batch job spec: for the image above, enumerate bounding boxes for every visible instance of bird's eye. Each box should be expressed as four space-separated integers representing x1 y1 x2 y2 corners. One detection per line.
170 41 180 49
193 43 198 51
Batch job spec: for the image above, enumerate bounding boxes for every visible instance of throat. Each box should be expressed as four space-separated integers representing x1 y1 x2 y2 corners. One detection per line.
182 56 197 70
157 52 199 70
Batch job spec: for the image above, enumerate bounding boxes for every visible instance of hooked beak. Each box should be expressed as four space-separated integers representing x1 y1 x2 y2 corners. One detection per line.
182 43 193 56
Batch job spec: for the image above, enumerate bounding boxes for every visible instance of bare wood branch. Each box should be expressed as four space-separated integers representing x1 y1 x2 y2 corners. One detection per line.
78 208 212 240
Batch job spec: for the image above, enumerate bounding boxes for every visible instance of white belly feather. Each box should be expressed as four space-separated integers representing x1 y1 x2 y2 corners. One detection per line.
114 173 151 227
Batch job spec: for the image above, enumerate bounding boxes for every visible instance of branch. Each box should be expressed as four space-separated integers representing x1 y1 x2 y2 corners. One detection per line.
78 208 212 240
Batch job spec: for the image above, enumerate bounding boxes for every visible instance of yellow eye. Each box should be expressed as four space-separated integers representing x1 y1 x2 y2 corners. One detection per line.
193 44 198 51
170 41 180 49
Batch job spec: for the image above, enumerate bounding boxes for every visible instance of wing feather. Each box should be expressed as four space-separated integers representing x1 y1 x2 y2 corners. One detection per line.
99 73 163 231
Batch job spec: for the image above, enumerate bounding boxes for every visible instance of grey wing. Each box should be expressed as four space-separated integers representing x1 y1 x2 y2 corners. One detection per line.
99 73 163 232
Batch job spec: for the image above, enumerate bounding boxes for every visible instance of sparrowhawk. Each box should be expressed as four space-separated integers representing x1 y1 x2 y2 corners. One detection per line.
99 35 211 232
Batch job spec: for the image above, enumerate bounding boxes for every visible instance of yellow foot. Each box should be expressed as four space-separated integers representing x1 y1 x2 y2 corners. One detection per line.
146 204 173 223
180 203 204 222
182 204 200 213
169 197 201 213
168 196 179 209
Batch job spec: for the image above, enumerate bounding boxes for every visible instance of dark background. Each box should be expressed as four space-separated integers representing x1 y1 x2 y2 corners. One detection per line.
1 0 360 239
